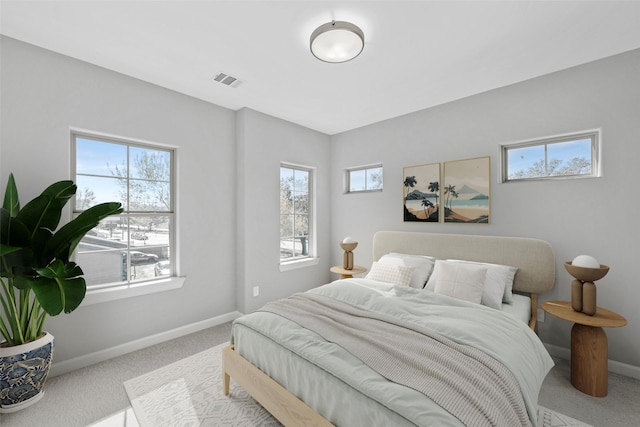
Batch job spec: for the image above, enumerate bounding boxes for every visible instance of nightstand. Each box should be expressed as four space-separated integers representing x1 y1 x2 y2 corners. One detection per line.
330 265 367 279
542 300 627 397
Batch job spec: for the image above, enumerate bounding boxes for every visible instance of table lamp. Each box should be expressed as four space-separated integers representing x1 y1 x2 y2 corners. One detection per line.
564 255 609 316
340 237 358 270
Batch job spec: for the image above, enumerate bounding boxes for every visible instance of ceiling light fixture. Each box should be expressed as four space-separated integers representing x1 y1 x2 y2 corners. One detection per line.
310 20 364 63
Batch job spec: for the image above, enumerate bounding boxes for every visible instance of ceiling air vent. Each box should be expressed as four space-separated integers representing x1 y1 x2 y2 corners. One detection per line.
213 72 242 88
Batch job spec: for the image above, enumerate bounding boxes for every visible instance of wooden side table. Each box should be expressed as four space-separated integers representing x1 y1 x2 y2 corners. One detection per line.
542 300 627 397
330 265 367 279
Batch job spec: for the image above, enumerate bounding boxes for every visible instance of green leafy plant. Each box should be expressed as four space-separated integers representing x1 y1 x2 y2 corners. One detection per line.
0 173 123 346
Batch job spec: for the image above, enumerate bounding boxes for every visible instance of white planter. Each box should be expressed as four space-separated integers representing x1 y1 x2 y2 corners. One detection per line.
0 332 55 413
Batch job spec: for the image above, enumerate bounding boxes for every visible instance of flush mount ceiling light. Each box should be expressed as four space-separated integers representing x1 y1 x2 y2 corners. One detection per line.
310 20 364 63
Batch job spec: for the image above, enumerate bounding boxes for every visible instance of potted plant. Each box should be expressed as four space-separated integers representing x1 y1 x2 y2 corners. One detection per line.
0 173 122 412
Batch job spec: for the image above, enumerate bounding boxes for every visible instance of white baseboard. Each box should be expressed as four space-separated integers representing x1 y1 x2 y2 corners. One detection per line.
50 320 640 380
544 342 640 380
50 311 243 377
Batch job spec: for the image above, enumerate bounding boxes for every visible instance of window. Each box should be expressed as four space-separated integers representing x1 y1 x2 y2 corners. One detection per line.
72 132 175 291
347 164 383 192
501 130 600 182
280 164 313 262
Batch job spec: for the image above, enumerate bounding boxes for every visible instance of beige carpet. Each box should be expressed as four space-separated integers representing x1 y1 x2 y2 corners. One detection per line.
124 343 592 427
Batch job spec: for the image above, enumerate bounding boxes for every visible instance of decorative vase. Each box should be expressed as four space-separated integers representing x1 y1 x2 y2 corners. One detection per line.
340 241 358 271
0 332 54 413
564 261 609 316
571 279 583 312
582 282 597 316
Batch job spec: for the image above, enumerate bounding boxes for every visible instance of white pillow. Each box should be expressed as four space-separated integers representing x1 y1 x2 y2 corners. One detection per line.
367 253 435 289
425 259 518 309
450 260 518 304
366 262 415 286
434 262 487 304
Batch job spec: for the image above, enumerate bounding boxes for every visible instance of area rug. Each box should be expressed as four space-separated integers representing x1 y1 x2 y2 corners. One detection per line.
124 342 592 427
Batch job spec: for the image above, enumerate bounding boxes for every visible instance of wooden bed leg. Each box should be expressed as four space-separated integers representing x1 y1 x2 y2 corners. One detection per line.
529 293 539 334
223 344 233 396
222 345 334 426
223 372 230 396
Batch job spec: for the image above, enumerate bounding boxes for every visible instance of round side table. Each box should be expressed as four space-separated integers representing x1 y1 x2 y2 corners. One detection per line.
542 300 626 397
330 265 367 279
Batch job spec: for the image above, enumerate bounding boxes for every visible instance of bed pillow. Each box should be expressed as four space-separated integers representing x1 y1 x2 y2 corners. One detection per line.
433 261 487 304
425 259 517 309
447 260 518 304
460 261 518 304
366 253 435 289
366 262 415 286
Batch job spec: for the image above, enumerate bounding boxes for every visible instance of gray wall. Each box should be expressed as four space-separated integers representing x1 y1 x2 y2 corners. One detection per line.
2 34 639 371
236 108 332 314
331 48 640 368
0 36 332 363
0 37 232 362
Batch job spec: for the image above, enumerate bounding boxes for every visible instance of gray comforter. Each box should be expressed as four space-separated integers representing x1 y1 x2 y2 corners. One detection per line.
232 278 553 426
260 292 530 427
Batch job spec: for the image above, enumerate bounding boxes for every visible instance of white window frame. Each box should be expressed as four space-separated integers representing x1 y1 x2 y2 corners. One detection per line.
500 129 601 183
279 163 318 271
71 129 183 305
346 163 384 193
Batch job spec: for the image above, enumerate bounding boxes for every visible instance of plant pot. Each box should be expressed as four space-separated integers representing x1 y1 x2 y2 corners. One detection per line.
0 332 54 413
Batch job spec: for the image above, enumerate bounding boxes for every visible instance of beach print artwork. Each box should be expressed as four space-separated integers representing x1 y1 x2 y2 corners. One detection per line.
443 156 490 223
403 163 440 222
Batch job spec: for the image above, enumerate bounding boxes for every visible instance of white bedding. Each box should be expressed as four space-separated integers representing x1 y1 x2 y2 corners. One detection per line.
503 293 532 324
232 278 553 426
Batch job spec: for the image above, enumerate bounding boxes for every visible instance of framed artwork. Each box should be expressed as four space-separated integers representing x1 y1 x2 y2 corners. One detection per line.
403 163 440 222
443 156 490 224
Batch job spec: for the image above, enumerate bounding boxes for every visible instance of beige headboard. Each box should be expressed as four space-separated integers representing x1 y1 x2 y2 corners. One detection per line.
373 231 555 294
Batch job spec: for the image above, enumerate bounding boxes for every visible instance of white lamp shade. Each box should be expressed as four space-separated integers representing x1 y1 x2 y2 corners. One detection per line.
310 21 364 63
572 255 600 268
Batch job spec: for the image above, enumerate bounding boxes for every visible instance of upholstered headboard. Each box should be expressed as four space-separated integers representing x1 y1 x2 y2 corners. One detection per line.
373 231 555 295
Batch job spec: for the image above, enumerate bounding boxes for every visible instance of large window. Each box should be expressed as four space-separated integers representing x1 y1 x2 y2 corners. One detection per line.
346 164 383 193
72 132 175 290
501 130 600 182
280 164 313 262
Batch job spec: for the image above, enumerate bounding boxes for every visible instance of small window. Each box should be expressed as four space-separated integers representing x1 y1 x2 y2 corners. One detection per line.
501 130 600 182
347 164 383 192
72 132 175 290
280 164 313 262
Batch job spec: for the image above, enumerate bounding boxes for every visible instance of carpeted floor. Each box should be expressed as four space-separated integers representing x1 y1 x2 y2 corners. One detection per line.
124 343 280 427
1 321 639 426
123 342 590 427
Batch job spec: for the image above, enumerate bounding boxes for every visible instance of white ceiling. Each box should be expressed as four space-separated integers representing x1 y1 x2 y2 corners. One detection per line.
2 1 640 135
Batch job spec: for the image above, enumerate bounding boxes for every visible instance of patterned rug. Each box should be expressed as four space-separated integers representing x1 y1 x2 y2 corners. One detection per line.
124 343 592 427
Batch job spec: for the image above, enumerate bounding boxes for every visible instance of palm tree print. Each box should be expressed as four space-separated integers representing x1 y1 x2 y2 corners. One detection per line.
444 185 455 210
428 181 439 205
421 198 434 217
449 189 459 210
402 164 441 222
403 176 417 200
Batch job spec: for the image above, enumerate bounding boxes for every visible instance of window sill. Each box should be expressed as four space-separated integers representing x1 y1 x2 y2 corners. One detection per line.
83 276 186 306
279 257 320 272
345 189 383 194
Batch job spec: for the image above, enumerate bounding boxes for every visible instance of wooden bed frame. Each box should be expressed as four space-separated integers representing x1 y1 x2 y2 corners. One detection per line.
223 231 556 426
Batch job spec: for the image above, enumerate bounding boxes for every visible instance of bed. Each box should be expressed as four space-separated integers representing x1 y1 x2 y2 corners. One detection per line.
223 231 556 426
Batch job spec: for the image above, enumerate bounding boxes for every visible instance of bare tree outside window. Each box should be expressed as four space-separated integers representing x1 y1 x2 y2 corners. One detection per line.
110 148 171 233
280 165 311 261
110 149 171 212
75 187 96 210
348 165 383 192
502 131 599 182
73 133 175 288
